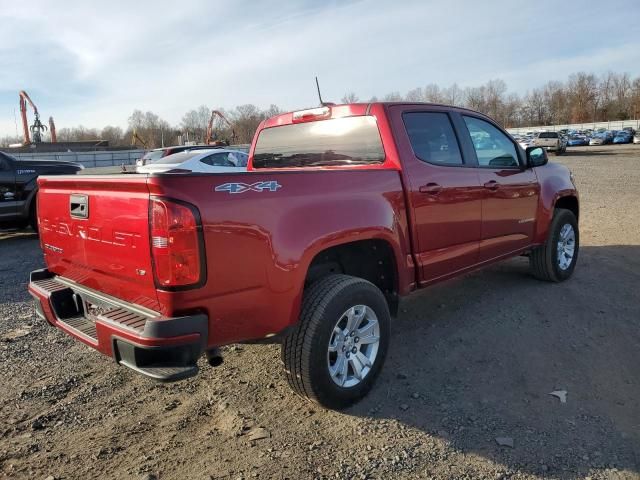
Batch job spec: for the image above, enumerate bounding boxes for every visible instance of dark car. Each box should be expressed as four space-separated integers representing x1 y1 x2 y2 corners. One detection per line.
0 152 83 229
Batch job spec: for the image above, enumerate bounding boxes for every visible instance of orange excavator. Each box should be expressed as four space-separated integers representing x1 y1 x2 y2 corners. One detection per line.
19 90 57 144
205 110 237 145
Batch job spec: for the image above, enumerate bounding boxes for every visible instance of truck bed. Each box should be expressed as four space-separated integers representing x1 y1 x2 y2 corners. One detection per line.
37 170 412 346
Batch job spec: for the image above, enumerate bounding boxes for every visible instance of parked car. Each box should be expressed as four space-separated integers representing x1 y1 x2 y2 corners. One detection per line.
613 132 632 144
589 134 606 146
567 135 589 147
137 145 195 167
634 132 640 144
29 102 579 409
517 136 534 150
136 149 248 174
0 152 82 230
532 131 566 155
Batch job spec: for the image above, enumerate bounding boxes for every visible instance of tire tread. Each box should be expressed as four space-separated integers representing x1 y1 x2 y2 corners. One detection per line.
281 274 385 407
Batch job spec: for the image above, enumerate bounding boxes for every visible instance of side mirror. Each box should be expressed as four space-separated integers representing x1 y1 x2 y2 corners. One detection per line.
526 146 548 168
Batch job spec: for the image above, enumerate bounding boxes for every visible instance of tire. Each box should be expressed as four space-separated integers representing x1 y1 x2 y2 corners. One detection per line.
281 274 390 410
529 208 579 282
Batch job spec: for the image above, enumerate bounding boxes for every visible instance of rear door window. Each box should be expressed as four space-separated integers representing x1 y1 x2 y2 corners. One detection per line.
252 116 384 168
402 112 463 165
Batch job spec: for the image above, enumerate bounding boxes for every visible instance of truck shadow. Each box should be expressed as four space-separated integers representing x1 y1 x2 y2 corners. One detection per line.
563 149 616 156
349 245 640 478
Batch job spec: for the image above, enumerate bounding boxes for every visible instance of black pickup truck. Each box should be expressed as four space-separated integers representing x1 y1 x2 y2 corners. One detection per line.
0 151 83 229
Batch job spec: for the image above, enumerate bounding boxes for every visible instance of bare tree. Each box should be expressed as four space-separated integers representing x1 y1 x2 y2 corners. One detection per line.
230 104 264 144
383 92 403 102
405 88 424 102
424 84 443 103
443 83 462 106
100 126 124 146
567 72 598 123
341 92 359 103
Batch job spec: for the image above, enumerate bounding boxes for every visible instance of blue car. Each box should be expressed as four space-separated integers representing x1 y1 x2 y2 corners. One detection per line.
567 136 589 146
613 132 632 144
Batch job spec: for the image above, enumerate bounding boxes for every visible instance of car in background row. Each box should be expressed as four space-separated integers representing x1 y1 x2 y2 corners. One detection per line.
613 131 633 144
516 136 534 150
135 144 251 167
532 131 567 155
589 131 614 145
135 149 249 174
634 132 640 144
567 135 589 147
136 145 214 167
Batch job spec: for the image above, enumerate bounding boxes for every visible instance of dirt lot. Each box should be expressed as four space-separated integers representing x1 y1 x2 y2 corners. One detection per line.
1 144 639 480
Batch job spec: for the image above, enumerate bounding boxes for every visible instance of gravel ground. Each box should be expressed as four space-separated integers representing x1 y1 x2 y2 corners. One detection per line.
1 144 639 480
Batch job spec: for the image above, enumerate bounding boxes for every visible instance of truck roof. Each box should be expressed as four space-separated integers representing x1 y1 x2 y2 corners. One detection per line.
261 102 493 129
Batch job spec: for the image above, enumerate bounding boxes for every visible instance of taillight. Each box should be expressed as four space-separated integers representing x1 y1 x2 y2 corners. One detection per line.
150 198 204 289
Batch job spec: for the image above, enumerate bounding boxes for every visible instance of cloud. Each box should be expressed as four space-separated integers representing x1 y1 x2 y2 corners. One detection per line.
1 0 639 136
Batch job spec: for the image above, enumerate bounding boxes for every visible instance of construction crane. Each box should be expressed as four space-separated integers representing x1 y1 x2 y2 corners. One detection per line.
19 90 48 145
49 117 57 143
205 110 237 145
131 128 148 149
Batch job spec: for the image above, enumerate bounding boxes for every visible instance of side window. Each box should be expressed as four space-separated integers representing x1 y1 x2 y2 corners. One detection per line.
200 153 233 167
402 112 463 165
463 116 520 168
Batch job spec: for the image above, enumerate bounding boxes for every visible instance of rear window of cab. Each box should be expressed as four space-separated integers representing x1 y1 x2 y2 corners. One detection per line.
252 116 385 169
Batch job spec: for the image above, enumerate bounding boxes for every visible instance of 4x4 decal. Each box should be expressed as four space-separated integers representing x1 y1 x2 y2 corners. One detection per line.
215 181 281 194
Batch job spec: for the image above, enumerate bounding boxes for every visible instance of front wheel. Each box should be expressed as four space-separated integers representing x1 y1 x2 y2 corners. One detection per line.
281 274 390 409
529 208 579 282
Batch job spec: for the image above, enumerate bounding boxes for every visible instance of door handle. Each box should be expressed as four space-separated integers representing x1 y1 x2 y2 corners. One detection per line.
419 183 442 194
483 180 499 190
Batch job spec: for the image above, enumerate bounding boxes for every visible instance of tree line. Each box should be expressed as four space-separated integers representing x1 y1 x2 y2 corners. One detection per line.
2 71 638 149
342 71 640 128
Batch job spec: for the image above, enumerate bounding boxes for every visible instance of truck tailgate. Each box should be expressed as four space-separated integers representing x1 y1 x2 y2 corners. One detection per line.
37 175 160 312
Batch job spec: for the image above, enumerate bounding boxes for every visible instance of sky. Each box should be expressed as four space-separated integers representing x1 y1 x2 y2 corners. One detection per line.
1 0 639 137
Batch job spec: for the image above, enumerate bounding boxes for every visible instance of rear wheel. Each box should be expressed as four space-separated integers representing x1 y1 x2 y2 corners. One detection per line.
281 274 390 409
530 208 579 282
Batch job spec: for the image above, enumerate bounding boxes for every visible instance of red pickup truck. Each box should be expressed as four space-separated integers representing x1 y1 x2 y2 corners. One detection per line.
29 102 579 409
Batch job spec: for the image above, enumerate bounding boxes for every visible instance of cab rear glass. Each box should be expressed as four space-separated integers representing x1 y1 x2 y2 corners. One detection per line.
252 116 385 169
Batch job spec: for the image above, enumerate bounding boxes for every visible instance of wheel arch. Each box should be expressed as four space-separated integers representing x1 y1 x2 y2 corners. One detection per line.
18 182 38 219
300 235 403 318
554 194 579 221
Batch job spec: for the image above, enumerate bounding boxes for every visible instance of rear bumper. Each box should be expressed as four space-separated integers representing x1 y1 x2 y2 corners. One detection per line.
28 268 208 381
